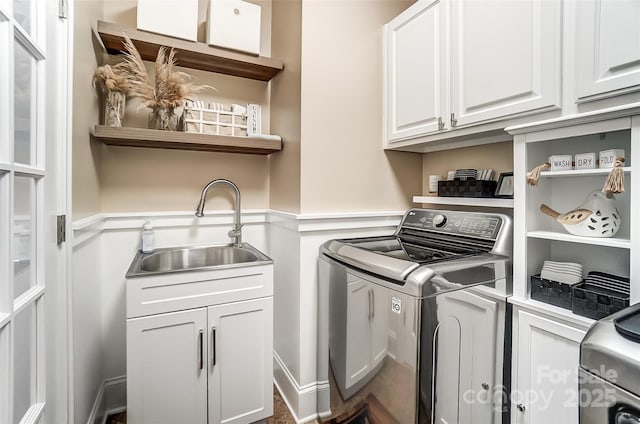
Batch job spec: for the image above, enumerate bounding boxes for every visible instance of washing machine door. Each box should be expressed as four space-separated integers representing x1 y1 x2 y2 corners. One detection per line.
613 406 640 424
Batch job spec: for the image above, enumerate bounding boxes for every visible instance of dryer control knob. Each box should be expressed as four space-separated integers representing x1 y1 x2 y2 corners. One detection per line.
432 214 447 228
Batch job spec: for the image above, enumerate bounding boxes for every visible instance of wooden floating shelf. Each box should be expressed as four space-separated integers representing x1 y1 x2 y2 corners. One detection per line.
96 21 284 81
413 196 514 208
539 167 631 178
527 230 631 249
91 126 282 155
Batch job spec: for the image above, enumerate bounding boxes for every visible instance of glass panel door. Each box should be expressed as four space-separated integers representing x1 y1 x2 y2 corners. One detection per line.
13 37 37 166
0 1 48 423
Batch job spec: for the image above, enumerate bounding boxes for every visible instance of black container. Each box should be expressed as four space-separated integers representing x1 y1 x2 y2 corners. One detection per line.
437 179 497 198
571 282 630 320
530 274 573 310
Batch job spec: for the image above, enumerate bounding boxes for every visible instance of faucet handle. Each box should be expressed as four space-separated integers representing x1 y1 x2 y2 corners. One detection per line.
228 224 243 238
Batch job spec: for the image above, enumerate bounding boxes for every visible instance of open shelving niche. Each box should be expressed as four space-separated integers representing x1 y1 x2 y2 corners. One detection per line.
92 21 284 155
507 102 640 325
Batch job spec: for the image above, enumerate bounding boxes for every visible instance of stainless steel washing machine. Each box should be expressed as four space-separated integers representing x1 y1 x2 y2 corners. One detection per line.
318 208 513 423
580 303 640 424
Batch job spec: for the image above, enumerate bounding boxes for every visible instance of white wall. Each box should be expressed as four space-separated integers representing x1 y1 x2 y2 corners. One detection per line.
72 232 104 424
267 210 404 422
72 209 403 423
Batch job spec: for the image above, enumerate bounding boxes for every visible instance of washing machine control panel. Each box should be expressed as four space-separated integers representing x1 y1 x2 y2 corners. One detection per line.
401 209 502 239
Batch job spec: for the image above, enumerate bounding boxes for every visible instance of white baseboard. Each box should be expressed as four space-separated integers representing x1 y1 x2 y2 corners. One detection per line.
87 376 127 424
274 350 329 424
316 381 331 419
101 407 126 424
86 382 105 424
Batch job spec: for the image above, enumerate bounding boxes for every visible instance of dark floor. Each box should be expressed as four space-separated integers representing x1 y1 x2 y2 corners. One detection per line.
105 386 302 424
105 382 389 424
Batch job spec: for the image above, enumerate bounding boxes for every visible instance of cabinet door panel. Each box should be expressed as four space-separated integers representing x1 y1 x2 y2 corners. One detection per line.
346 280 372 388
514 310 585 424
127 309 208 424
450 0 561 126
385 0 446 142
208 297 273 424
576 0 640 102
370 284 389 368
435 290 499 424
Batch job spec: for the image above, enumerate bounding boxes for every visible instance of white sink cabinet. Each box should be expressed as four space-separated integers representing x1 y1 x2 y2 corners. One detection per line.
126 263 274 424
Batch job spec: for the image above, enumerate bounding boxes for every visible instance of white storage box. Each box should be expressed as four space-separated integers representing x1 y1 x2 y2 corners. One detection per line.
549 155 573 171
207 0 261 54
184 104 248 137
137 0 198 41
599 149 625 169
575 152 596 170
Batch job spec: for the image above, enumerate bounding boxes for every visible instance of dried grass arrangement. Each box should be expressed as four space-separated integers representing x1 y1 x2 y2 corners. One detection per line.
93 64 129 127
93 35 209 130
93 64 129 93
118 35 205 130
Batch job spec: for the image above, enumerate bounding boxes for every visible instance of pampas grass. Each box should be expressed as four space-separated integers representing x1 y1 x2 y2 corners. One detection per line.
118 35 203 110
92 63 129 92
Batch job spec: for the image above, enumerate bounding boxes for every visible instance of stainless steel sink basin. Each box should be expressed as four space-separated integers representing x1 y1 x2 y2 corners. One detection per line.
126 243 272 277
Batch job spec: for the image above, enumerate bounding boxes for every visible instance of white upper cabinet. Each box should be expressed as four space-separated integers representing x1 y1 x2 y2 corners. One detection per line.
384 0 562 147
385 0 446 141
575 0 640 102
450 0 562 127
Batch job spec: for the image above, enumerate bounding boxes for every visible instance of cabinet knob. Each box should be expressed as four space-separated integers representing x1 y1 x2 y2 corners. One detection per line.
481 382 489 390
517 404 526 412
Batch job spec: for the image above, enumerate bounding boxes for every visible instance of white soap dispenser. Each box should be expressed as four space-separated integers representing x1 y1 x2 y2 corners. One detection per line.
141 221 155 253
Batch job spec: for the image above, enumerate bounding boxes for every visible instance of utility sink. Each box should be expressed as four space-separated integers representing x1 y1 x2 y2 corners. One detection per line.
126 242 272 277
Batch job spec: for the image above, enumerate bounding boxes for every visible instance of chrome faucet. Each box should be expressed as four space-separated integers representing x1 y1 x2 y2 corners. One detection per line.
195 179 243 247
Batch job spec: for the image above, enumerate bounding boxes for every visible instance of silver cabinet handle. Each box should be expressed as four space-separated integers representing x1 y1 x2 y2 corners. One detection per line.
368 289 373 320
438 116 445 130
450 112 457 128
517 404 526 412
371 289 375 319
211 327 217 366
198 329 204 370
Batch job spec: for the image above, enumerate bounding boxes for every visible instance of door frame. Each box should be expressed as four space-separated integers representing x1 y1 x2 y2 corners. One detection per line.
0 0 71 422
47 0 74 422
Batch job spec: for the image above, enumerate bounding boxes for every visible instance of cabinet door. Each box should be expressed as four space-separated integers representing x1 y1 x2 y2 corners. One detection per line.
513 310 585 424
369 284 389 369
434 290 499 424
127 308 208 424
449 0 561 127
576 0 640 102
208 297 273 424
345 280 372 388
385 0 447 142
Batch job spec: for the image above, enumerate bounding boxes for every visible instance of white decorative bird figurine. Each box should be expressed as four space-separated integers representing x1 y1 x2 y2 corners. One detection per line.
540 190 621 238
